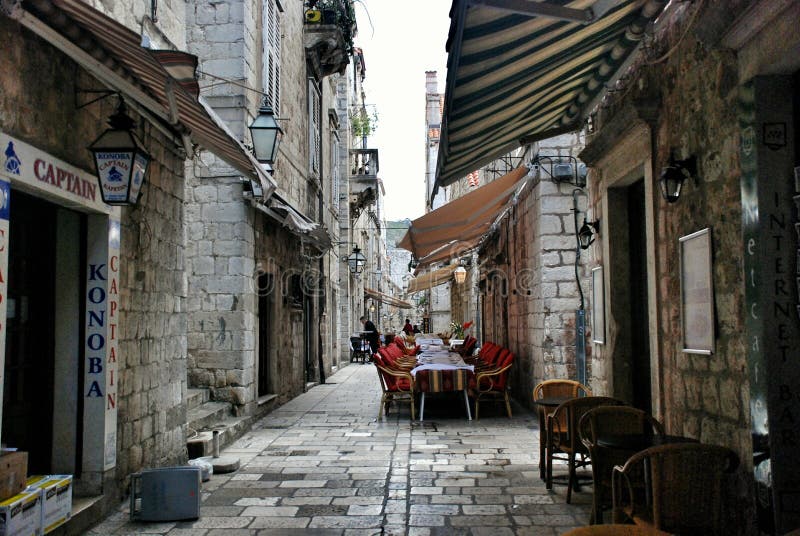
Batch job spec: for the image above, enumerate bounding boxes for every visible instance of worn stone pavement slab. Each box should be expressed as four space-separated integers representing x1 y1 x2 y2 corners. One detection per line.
88 364 591 535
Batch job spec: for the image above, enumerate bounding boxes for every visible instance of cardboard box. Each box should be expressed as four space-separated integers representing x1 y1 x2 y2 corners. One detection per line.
24 476 72 535
0 490 41 536
0 453 27 503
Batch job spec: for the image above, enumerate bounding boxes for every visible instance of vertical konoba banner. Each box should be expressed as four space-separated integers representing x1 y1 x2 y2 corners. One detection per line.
0 179 9 446
83 216 120 473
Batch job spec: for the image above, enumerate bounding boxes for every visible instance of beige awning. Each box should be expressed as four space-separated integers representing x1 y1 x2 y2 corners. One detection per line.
364 288 413 309
415 237 482 271
405 265 457 294
398 166 528 259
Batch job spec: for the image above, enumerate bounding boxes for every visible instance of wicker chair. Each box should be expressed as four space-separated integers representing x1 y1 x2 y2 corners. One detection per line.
533 380 592 480
472 351 514 419
578 406 665 524
612 443 739 535
372 354 416 420
546 396 625 503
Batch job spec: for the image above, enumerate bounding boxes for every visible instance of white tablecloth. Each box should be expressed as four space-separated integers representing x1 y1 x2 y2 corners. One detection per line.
410 363 475 377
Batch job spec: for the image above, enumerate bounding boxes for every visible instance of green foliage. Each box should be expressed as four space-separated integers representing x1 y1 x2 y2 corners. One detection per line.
350 108 379 139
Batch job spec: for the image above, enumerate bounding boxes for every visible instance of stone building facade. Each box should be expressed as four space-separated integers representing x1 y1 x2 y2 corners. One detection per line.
0 0 360 533
575 2 800 532
0 0 198 525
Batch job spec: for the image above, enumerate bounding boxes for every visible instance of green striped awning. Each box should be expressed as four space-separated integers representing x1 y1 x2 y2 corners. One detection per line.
435 0 666 192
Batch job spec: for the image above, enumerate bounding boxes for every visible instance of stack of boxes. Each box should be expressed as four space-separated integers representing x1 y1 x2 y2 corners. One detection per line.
0 451 72 536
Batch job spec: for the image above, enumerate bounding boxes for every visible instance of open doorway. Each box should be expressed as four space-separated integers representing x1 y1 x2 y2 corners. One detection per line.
3 191 84 474
257 272 274 397
607 179 652 410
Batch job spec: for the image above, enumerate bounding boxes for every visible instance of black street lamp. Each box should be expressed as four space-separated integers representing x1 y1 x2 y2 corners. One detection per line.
88 99 150 205
347 246 366 274
248 101 283 164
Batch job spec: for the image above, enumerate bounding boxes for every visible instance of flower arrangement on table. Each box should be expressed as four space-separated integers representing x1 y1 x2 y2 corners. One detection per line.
449 320 473 339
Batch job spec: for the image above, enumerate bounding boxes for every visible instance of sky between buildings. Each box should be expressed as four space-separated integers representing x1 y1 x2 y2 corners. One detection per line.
354 0 451 221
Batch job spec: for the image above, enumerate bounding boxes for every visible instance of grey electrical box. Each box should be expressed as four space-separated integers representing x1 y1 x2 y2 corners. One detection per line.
130 466 201 521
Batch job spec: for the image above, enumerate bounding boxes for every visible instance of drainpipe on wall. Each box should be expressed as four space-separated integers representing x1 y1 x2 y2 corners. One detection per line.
572 189 587 386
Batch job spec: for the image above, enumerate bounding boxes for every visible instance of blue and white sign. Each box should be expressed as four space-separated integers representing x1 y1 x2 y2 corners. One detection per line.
95 151 134 204
3 141 21 175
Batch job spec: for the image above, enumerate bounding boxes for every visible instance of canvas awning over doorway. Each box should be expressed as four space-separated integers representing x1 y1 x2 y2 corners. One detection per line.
364 288 413 309
398 166 528 260
434 0 667 196
405 265 458 294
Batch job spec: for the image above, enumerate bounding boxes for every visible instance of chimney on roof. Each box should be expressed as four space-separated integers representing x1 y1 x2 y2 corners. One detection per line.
425 71 438 94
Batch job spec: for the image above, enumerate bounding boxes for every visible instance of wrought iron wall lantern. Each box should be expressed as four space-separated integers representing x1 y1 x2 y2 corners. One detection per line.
248 100 284 164
346 246 367 274
659 153 697 203
453 266 467 284
407 255 419 272
530 154 587 188
88 98 150 205
578 218 600 249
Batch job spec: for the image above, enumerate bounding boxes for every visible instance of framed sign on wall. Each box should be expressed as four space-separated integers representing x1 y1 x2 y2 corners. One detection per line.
591 266 605 344
679 228 715 354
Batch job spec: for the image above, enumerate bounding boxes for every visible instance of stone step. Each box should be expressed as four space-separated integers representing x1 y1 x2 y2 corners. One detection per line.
186 388 210 412
186 414 251 459
187 400 231 433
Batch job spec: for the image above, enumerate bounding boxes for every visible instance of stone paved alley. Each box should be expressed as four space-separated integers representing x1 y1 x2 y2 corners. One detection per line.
88 364 592 535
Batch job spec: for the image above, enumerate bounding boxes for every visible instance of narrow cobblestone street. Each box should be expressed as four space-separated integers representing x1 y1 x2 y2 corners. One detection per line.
89 364 592 535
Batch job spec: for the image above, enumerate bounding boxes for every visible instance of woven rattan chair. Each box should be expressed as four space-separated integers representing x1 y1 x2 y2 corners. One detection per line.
546 396 625 503
612 443 739 535
533 380 592 480
579 406 665 524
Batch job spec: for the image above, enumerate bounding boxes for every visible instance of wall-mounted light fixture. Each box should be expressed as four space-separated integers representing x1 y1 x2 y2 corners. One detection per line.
347 246 366 274
407 255 419 272
248 100 284 164
453 265 467 285
530 154 587 188
659 153 697 203
88 98 150 205
578 218 600 249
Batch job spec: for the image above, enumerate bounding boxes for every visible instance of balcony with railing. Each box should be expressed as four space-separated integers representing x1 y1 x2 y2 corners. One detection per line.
303 0 356 78
349 148 379 218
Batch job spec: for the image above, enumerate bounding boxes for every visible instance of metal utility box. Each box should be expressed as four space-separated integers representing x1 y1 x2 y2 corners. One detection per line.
129 467 201 522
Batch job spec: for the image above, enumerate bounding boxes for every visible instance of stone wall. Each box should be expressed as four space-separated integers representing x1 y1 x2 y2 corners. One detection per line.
89 0 187 50
478 138 588 410
0 17 189 492
582 12 755 530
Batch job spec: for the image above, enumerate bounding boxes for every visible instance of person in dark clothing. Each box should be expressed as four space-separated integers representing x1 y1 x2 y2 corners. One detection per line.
412 325 421 334
360 315 380 354
402 318 414 335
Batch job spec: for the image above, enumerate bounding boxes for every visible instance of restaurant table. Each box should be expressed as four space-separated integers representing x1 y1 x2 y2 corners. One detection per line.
532 396 574 481
411 352 474 421
416 337 444 346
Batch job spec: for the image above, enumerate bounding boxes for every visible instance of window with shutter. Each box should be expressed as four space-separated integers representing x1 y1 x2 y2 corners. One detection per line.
308 78 321 175
262 0 282 113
